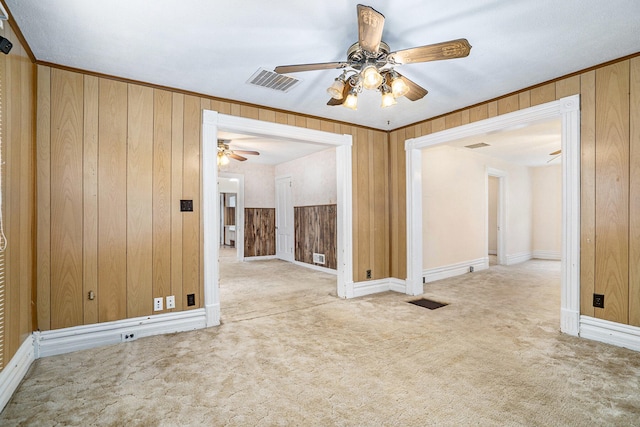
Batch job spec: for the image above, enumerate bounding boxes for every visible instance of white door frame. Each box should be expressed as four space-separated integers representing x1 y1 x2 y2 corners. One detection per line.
202 111 354 326
486 168 507 266
275 174 294 262
405 95 581 336
218 173 245 261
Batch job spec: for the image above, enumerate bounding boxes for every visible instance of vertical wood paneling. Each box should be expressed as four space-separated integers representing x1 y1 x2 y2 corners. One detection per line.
126 85 154 317
171 93 184 310
531 83 556 106
432 117 446 133
182 95 201 309
1 24 35 366
389 128 407 279
373 131 389 277
50 69 84 329
498 94 519 115
294 205 337 269
244 208 276 256
36 65 51 330
153 90 173 307
629 57 640 326
98 79 128 322
445 112 462 129
3 28 19 356
356 128 370 281
580 71 597 317
19 34 35 341
487 101 498 117
83 75 99 325
595 62 630 324
518 91 531 109
556 75 581 99
469 105 488 123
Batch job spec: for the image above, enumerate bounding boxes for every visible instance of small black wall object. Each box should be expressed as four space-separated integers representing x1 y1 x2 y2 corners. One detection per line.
0 36 12 54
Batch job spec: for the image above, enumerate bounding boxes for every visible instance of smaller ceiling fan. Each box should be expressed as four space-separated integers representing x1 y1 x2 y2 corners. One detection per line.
217 139 260 165
274 4 471 110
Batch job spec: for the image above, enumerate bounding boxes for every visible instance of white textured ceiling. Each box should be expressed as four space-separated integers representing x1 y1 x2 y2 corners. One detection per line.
5 1 640 131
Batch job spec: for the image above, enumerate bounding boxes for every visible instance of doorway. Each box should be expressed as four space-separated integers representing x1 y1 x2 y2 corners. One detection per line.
405 95 581 336
202 112 354 327
275 175 294 262
487 169 506 266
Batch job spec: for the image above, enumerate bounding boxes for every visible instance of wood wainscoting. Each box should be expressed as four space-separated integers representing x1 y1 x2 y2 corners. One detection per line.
294 205 337 270
244 208 276 257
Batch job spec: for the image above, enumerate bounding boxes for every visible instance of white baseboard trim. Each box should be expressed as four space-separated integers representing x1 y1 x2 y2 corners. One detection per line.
205 303 221 327
389 278 407 294
532 250 561 260
243 255 277 261
291 260 337 275
350 277 410 298
353 278 391 298
423 257 488 283
580 316 640 352
505 251 532 265
35 309 207 358
0 335 35 413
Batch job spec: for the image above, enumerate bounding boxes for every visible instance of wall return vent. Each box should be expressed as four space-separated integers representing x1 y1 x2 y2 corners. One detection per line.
247 68 301 92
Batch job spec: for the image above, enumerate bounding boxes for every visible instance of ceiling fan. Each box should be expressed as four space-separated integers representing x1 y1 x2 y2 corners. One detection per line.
217 139 260 165
274 4 471 109
547 149 561 163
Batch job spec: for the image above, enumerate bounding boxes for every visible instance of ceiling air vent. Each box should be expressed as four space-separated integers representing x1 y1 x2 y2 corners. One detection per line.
465 142 490 149
247 68 301 93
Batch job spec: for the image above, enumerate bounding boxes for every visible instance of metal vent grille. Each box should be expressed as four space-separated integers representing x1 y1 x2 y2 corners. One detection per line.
247 68 301 92
465 142 490 149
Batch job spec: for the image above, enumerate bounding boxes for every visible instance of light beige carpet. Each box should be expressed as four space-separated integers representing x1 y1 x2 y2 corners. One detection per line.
2 257 640 426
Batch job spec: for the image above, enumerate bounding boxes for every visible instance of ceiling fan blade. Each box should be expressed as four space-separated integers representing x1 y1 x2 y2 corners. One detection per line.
274 62 350 74
549 149 562 155
357 4 385 54
547 154 561 164
228 153 247 161
397 73 429 101
389 38 472 65
232 150 260 156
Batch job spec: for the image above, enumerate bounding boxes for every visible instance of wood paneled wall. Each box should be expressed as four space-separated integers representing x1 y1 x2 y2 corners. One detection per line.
244 208 275 257
389 54 640 327
294 205 337 270
0 24 35 369
36 66 389 331
38 67 205 329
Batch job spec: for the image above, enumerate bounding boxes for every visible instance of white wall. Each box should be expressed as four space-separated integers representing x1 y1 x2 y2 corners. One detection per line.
531 164 562 258
219 161 275 208
274 148 336 206
422 145 532 269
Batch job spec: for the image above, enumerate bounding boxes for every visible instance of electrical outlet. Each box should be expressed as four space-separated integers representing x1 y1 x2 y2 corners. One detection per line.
154 297 163 311
187 293 196 306
166 295 176 309
121 332 137 342
593 293 605 308
366 269 372 279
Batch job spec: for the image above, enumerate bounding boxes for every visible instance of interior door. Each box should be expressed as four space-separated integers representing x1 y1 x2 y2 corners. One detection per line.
275 176 294 261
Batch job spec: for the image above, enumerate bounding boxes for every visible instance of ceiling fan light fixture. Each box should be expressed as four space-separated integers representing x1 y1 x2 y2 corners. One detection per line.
327 75 346 99
343 87 359 110
217 152 230 166
361 65 384 90
390 72 410 98
380 86 397 108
